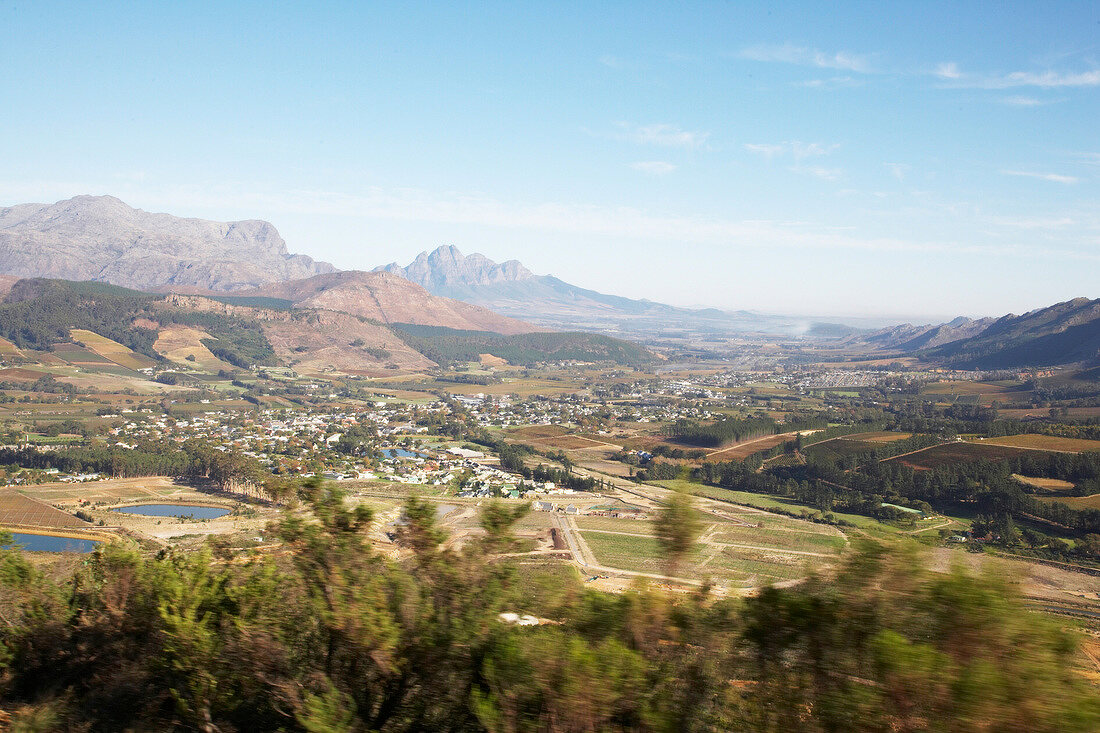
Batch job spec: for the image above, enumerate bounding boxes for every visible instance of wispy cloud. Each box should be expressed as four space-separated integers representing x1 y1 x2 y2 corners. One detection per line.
885 163 909 182
4 179 1097 263
630 161 676 175
740 43 873 73
613 122 709 149
795 76 860 89
937 62 1100 89
744 141 838 160
934 62 961 79
598 54 627 69
1000 95 1053 107
1001 170 1080 184
791 165 844 181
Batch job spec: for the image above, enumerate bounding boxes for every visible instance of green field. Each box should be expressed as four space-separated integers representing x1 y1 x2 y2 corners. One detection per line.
581 530 671 574
709 525 846 554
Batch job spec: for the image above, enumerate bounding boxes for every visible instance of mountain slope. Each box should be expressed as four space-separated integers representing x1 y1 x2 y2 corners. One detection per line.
0 195 334 291
923 297 1100 368
241 270 542 335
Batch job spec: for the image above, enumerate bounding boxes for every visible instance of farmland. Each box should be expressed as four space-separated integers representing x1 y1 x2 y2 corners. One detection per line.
1013 475 1077 492
842 431 912 443
883 441 1031 470
706 432 793 460
1035 494 1100 511
0 490 90 529
70 329 157 370
977 434 1100 454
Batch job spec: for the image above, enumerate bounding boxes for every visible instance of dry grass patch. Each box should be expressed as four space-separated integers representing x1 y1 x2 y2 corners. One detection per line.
977 434 1100 453
1012 475 1076 492
153 326 235 371
70 329 156 370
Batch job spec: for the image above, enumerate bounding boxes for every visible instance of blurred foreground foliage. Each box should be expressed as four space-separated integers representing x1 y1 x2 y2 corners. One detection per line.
0 485 1097 732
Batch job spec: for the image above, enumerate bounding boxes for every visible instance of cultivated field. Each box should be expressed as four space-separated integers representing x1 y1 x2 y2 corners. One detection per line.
883 442 1031 470
21 476 216 508
1013 475 1076 492
0 490 90 529
977 434 1100 454
842 431 913 443
922 381 1019 396
70 329 156 370
803 439 879 462
1035 494 1100 511
707 433 792 460
153 326 235 371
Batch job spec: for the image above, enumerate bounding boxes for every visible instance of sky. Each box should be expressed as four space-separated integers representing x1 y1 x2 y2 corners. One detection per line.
1 1 1098 321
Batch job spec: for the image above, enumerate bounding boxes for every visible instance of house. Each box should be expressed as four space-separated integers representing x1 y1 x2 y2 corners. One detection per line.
535 501 554 512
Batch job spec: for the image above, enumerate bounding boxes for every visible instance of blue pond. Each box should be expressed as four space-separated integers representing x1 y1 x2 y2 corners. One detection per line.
111 504 230 520
4 533 100 553
384 448 423 459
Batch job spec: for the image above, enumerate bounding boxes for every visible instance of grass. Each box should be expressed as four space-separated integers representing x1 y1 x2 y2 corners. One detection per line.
977 434 1100 454
70 329 156 370
652 479 906 534
1012 474 1076 492
581 530 671 574
709 525 846 554
1035 494 1100 510
842 431 912 443
575 516 655 534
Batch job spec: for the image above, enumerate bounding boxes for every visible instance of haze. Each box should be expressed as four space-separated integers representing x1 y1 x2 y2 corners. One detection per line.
2 2 1098 319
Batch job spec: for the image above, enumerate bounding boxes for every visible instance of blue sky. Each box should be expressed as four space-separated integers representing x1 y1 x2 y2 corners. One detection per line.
2 1 1098 320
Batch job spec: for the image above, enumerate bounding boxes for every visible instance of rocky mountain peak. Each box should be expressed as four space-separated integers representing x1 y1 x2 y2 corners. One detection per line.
0 195 335 291
378 245 535 290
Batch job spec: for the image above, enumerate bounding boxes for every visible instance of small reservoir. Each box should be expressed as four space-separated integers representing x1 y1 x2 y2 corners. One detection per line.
4 533 101 553
384 448 424 459
111 504 230 520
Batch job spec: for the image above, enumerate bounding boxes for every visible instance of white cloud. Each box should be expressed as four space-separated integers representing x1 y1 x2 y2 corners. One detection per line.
938 64 1100 89
795 76 859 89
1001 170 1080 184
1000 95 1050 106
745 141 838 160
743 143 786 158
934 62 961 79
598 54 626 69
614 122 709 149
740 43 873 73
630 161 676 175
791 165 844 181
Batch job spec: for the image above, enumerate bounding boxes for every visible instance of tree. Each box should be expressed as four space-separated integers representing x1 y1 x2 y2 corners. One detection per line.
654 488 702 578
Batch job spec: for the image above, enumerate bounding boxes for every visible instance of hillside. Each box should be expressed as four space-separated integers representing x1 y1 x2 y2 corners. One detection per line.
242 270 541 335
923 297 1100 368
391 323 657 367
0 278 650 377
163 294 435 373
0 195 334 291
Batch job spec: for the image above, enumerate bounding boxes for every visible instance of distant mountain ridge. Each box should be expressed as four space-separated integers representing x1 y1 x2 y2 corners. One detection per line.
922 297 1100 368
0 195 335 292
377 245 832 337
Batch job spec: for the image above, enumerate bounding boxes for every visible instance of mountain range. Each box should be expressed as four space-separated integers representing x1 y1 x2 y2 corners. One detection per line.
0 195 1096 370
377 245 826 337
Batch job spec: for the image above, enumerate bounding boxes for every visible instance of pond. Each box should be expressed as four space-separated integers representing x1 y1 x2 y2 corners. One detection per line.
384 448 424 459
111 504 230 520
3 533 101 553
